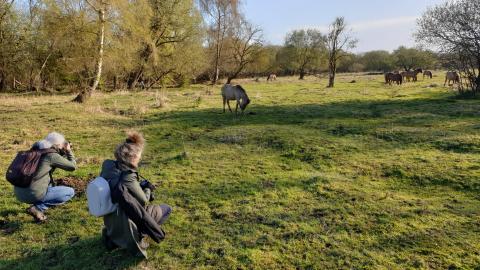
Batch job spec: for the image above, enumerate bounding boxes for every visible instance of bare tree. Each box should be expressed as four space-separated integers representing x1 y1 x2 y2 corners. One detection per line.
416 0 480 95
326 17 356 88
225 19 262 84
73 0 106 103
199 0 240 84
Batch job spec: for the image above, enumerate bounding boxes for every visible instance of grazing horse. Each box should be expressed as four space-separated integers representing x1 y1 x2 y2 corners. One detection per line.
444 71 460 86
423 70 433 79
401 69 422 82
221 84 250 114
385 72 402 85
267 74 277 81
385 72 392 84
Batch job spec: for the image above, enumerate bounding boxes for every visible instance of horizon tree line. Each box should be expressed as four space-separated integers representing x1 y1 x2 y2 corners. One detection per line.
0 0 477 100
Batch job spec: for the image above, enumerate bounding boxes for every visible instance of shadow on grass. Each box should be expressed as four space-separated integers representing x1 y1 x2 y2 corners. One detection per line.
136 97 479 132
0 237 143 270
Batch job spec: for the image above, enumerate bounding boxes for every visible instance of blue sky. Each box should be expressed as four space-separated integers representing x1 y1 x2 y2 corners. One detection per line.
243 0 447 52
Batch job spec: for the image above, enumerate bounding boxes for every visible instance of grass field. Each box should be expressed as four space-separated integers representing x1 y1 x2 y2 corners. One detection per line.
0 73 479 269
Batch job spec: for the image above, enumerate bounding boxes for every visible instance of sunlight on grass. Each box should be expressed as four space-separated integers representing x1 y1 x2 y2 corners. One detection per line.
0 74 479 269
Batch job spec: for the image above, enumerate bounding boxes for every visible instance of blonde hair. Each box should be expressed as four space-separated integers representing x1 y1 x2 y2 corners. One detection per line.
114 131 145 168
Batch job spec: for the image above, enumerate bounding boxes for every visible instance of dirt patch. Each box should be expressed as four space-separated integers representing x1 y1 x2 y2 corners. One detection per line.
0 219 21 235
55 176 90 196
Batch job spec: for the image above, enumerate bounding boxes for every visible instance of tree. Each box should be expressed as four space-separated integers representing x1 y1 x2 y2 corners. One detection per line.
416 0 480 94
282 29 325 80
73 0 107 103
361 50 395 72
326 17 356 88
225 18 262 83
0 0 19 91
392 46 436 71
243 45 279 77
199 0 240 84
122 0 204 90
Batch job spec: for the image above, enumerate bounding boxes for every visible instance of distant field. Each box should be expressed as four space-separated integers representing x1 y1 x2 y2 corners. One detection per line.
0 73 479 269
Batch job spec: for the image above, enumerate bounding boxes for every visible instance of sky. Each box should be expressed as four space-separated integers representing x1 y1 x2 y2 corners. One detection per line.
243 0 448 53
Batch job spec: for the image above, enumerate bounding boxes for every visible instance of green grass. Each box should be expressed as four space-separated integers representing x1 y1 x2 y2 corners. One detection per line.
0 74 479 269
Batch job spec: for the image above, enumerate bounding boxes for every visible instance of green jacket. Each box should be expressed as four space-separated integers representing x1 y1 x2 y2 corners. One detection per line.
14 150 76 203
100 160 151 258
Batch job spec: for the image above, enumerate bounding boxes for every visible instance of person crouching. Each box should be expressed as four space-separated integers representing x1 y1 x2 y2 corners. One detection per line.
14 132 76 222
100 131 171 258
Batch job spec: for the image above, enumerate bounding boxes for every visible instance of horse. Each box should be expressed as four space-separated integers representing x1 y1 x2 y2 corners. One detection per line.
384 73 392 84
444 71 460 86
423 70 433 79
385 72 402 85
221 84 250 114
267 74 277 81
401 69 422 82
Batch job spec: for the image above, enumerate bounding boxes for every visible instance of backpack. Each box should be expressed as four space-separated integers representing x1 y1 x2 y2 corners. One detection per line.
6 148 56 188
86 176 118 217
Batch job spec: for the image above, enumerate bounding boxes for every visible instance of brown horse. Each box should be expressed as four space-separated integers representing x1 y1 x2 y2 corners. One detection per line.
423 70 433 79
401 69 422 82
267 74 277 81
444 71 459 86
221 84 250 114
385 72 402 85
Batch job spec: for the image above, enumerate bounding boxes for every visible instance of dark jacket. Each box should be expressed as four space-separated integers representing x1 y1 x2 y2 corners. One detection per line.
111 171 165 243
100 160 164 257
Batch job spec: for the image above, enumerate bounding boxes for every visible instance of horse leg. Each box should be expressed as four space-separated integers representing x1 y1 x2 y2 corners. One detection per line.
235 102 239 115
227 100 232 113
223 96 226 113
444 77 447 86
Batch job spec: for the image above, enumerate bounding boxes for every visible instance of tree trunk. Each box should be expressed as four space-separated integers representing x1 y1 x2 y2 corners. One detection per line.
327 58 336 88
328 73 335 88
73 7 105 103
475 74 480 94
0 72 6 91
33 52 52 91
212 12 222 85
29 69 36 92
127 68 143 90
113 75 117 90
299 70 305 80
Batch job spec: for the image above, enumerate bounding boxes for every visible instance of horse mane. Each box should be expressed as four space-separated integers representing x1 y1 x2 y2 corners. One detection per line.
236 85 249 99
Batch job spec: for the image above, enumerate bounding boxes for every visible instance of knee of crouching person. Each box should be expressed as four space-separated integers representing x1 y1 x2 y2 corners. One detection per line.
66 187 75 200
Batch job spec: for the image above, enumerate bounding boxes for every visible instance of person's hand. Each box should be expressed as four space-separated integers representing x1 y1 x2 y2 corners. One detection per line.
64 141 72 152
140 180 156 191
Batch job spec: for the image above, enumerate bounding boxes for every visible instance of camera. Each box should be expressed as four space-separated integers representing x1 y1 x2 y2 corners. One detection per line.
58 141 72 156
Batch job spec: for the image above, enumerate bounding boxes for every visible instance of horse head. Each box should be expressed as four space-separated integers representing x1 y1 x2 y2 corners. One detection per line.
240 97 250 111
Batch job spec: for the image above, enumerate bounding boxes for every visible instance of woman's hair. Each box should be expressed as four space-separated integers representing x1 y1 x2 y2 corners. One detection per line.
114 131 145 168
36 140 53 150
45 132 65 147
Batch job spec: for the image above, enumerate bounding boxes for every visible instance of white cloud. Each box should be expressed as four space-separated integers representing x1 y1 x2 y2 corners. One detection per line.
350 16 418 31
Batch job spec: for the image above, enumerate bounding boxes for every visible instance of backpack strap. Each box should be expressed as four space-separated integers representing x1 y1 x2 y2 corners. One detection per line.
36 148 57 186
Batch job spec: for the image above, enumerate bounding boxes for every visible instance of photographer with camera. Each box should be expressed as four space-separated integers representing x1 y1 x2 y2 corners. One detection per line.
13 132 76 223
99 131 171 258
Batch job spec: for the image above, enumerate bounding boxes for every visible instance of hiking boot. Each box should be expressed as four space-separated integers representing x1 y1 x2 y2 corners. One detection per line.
26 206 47 223
102 228 118 251
139 237 150 250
